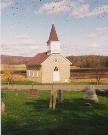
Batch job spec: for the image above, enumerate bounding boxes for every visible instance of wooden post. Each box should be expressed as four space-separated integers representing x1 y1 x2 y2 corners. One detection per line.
57 89 64 103
49 82 57 110
32 82 34 89
1 101 5 114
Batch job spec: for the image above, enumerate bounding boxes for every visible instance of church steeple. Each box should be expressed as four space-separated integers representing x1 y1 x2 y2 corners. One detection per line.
47 24 61 55
47 24 59 44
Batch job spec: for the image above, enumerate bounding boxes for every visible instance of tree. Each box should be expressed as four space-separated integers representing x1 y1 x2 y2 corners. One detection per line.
3 65 14 85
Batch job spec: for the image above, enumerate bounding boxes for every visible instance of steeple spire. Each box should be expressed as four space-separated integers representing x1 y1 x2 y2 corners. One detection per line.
47 24 61 54
47 24 59 44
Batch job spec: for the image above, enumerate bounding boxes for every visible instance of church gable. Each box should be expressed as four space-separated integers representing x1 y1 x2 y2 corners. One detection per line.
41 54 71 66
41 54 71 83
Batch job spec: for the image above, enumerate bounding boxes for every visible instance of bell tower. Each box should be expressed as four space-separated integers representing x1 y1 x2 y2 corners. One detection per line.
47 24 61 55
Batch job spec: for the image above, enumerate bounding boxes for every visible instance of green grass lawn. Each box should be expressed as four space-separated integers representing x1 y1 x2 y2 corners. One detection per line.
2 80 108 85
2 90 108 135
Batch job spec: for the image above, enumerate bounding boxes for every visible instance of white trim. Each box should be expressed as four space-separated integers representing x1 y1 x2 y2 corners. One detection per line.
41 54 72 65
28 70 31 76
32 71 35 77
60 55 72 64
36 71 39 77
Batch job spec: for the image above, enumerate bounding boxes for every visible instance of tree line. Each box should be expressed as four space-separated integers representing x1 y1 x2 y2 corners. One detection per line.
67 55 108 68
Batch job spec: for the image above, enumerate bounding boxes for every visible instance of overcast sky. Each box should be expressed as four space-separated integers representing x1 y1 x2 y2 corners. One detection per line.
1 0 108 56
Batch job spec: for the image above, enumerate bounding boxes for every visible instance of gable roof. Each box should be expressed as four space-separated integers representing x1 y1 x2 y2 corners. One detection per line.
27 52 49 66
41 54 72 65
47 24 59 44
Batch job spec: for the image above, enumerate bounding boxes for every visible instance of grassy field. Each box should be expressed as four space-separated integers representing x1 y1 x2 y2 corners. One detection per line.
2 90 108 135
1 80 108 85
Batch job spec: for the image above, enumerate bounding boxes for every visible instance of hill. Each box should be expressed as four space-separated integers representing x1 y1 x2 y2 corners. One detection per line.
1 55 108 68
67 55 108 68
1 55 32 65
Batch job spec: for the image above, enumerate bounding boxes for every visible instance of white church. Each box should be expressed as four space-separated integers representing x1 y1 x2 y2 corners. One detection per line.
27 24 72 83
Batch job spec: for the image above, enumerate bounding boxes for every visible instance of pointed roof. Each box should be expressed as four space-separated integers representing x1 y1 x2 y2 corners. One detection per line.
47 24 59 44
27 52 49 66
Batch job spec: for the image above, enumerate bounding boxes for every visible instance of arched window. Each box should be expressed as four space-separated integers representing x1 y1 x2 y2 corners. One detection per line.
54 66 58 71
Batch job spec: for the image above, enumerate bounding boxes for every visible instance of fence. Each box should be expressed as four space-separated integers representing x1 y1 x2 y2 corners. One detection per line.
70 68 108 79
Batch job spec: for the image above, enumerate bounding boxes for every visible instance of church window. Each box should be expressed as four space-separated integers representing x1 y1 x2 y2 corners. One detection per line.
32 71 35 77
36 71 39 77
54 66 58 71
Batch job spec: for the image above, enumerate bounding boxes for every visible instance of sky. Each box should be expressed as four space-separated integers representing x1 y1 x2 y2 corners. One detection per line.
1 0 108 56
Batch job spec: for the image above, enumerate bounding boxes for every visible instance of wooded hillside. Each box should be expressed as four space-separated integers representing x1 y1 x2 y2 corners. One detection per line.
67 55 108 68
1 55 108 68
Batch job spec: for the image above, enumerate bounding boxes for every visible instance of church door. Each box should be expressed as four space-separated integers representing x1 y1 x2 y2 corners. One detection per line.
53 67 60 82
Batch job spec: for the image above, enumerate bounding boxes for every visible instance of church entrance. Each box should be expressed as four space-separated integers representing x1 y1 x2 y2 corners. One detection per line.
53 67 60 82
